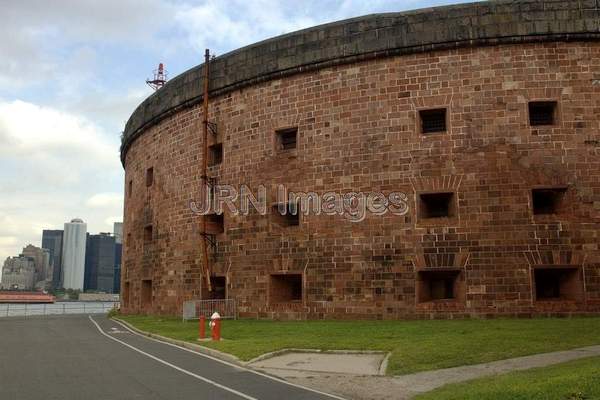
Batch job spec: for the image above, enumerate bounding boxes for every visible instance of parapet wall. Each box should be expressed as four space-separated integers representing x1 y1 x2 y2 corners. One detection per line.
121 0 600 162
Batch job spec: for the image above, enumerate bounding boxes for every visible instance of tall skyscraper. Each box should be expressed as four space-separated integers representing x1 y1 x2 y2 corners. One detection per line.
114 241 122 294
61 218 87 290
21 244 50 284
42 230 63 289
1 256 36 290
113 222 123 244
113 222 123 294
84 233 116 293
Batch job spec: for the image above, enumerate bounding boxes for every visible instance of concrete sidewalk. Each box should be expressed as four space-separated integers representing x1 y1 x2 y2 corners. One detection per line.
267 345 600 400
250 351 387 376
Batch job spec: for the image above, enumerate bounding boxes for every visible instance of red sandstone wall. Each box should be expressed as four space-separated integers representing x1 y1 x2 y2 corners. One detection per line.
122 42 600 319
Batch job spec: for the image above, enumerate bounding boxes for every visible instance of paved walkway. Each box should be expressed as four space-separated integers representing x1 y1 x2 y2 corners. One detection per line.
273 345 600 399
250 352 386 376
0 315 345 400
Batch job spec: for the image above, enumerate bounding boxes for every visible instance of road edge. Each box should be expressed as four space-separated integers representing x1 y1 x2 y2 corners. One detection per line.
112 317 244 365
110 317 348 400
113 317 392 375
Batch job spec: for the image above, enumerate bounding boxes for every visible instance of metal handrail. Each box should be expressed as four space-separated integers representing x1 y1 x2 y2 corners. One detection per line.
182 298 236 321
0 302 120 318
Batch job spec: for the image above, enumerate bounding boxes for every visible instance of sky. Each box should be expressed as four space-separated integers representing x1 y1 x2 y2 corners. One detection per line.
0 0 459 271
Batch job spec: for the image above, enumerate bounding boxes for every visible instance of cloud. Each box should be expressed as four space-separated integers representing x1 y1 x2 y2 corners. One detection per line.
64 87 151 135
174 1 318 54
0 100 118 186
0 0 172 90
87 193 124 209
0 99 123 265
0 101 113 152
104 216 123 227
172 0 456 56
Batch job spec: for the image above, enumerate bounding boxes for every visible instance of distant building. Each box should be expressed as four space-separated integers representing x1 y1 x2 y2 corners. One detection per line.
42 230 63 289
0 292 54 303
113 222 123 244
1 256 36 290
114 242 122 294
84 233 115 293
21 244 50 284
61 218 87 290
113 222 123 294
78 293 119 302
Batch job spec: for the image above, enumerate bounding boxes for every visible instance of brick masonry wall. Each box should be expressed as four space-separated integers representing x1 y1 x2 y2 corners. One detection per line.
121 41 600 319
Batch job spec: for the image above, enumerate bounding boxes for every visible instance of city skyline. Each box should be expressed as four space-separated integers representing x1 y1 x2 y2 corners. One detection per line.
0 218 122 284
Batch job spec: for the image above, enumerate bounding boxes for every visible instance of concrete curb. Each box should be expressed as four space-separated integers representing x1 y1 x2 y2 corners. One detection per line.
247 348 391 376
247 348 389 364
112 317 244 366
379 352 391 376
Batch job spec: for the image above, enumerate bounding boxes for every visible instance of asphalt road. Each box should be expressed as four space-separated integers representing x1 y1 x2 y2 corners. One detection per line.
0 315 344 400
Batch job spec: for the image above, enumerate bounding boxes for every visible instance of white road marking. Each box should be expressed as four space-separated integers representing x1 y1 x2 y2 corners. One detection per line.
109 326 129 334
110 317 348 400
88 316 258 400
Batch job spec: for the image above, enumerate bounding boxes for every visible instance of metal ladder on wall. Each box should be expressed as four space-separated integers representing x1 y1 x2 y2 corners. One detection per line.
199 49 218 294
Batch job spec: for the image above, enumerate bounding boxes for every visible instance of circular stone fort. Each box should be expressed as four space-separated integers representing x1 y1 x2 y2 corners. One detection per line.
120 0 600 319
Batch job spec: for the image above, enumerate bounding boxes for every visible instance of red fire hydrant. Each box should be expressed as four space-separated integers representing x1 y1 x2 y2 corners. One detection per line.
210 312 221 341
199 315 206 339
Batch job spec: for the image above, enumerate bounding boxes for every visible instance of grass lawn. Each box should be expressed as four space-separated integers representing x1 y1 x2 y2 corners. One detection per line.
116 315 600 375
415 356 600 400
